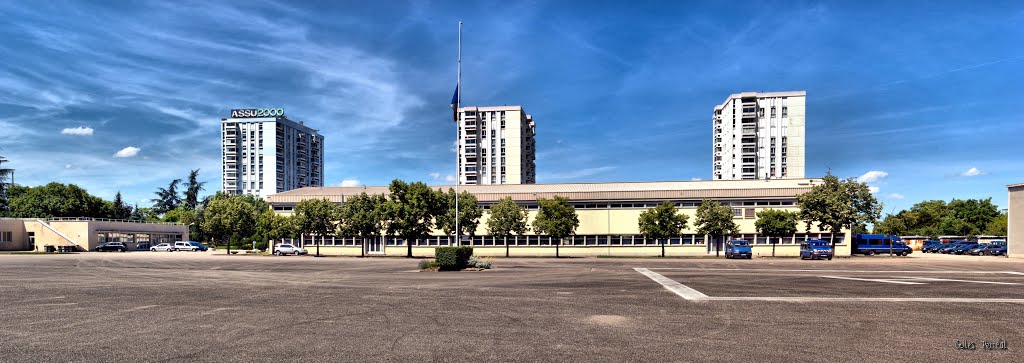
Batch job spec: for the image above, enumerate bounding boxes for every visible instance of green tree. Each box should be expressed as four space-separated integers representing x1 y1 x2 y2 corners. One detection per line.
435 188 483 239
111 191 132 220
939 216 977 236
638 201 690 257
984 213 1008 236
337 192 386 257
151 179 183 215
0 151 12 212
694 199 739 257
384 180 440 258
256 210 295 251
487 197 530 257
183 169 206 210
946 198 1000 235
797 172 882 251
6 182 110 218
162 205 196 224
754 209 798 257
130 203 144 221
201 195 260 254
292 198 339 257
531 196 579 258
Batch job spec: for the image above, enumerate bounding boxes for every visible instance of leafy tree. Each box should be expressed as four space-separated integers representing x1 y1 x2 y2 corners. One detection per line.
384 180 440 258
755 209 798 257
151 179 183 215
985 213 1008 236
162 205 196 224
435 188 483 239
183 169 206 210
337 192 387 257
638 201 689 257
874 213 910 236
130 203 144 221
111 191 132 220
531 196 579 258
694 199 739 257
0 151 12 212
293 198 339 257
939 216 977 236
6 182 110 218
487 197 530 257
201 195 259 254
797 172 882 250
946 198 999 235
256 210 295 250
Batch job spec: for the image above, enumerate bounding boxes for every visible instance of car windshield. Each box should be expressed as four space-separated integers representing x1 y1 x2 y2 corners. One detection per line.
810 242 828 247
731 241 749 246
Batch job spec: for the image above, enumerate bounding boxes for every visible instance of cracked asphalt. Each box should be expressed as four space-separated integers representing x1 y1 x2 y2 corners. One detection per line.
0 253 1020 362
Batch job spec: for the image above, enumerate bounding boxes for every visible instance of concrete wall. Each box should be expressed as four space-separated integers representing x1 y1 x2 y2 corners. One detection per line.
0 219 30 251
294 243 844 258
1009 184 1023 258
0 219 188 252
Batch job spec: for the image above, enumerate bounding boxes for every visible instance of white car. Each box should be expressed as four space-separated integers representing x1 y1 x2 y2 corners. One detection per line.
151 243 174 252
173 241 200 251
274 244 307 256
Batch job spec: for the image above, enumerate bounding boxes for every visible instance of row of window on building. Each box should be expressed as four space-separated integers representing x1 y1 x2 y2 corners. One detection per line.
272 200 797 212
295 233 845 247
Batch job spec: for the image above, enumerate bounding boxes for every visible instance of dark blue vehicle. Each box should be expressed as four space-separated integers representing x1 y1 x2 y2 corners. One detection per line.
938 241 970 254
853 234 911 256
800 239 833 260
921 240 942 253
968 244 1002 256
990 244 1008 256
725 240 752 259
951 242 980 255
188 241 209 252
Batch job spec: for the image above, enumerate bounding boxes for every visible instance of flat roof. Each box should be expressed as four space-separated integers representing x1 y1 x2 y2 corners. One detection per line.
458 105 524 112
714 91 806 110
220 116 321 135
267 178 821 204
1008 183 1024 188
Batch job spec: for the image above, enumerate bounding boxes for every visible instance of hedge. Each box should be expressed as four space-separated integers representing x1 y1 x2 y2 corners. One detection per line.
436 246 474 271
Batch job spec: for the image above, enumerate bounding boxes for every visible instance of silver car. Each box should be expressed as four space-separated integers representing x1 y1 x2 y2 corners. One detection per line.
150 243 174 252
173 241 200 251
274 244 307 256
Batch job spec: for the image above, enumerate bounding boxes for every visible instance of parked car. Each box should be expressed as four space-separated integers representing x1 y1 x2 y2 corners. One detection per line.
187 241 209 251
950 242 980 255
852 234 906 255
920 240 942 253
968 244 1003 256
923 242 947 253
96 242 127 252
173 241 200 252
938 241 970 254
274 244 307 256
800 239 833 260
724 239 752 259
150 243 174 252
989 244 1008 256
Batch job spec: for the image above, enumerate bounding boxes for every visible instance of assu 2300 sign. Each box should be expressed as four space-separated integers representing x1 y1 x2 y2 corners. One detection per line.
230 108 285 118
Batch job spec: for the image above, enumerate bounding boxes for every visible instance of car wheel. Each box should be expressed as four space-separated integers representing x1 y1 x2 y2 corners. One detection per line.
151 248 156 252
978 251 985 256
828 257 833 261
867 250 875 256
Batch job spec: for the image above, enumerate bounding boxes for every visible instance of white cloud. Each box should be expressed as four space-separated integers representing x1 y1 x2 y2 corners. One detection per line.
429 172 441 180
444 175 455 182
113 146 140 158
64 164 72 169
888 193 905 200
61 126 94 136
868 186 880 194
961 167 984 177
339 179 361 187
857 170 888 183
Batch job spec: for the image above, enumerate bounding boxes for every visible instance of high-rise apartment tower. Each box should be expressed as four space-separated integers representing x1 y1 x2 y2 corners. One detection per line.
456 106 536 185
221 108 324 199
713 91 805 180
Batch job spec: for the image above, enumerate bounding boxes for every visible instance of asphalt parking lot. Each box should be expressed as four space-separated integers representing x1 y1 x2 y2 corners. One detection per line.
0 253 1020 362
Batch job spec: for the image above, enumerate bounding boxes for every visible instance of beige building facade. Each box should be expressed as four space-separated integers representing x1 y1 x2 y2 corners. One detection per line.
1009 183 1023 258
266 178 848 257
714 91 806 180
0 218 188 252
456 106 536 185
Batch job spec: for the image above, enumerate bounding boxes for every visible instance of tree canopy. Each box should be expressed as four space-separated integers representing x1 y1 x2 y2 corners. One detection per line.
487 197 530 238
435 188 483 237
754 209 798 241
532 196 579 240
638 201 689 241
201 194 260 246
183 169 206 210
4 182 112 218
694 199 738 239
872 198 1003 237
384 180 441 257
797 173 881 237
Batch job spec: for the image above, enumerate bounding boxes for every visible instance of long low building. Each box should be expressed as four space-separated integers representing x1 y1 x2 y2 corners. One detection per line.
0 218 189 252
266 178 849 257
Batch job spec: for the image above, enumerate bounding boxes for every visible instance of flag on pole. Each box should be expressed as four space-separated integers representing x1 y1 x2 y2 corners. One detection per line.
450 85 459 121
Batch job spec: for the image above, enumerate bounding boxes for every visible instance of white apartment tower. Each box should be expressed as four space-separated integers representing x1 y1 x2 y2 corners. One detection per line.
457 106 536 185
713 91 806 180
221 109 324 199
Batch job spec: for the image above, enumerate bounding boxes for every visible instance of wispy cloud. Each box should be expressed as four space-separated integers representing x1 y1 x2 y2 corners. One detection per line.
61 126 94 136
961 167 985 177
339 179 361 187
114 146 140 158
857 170 888 183
888 193 905 200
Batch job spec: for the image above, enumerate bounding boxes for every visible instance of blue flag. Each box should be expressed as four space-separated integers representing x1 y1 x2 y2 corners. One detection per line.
450 85 459 121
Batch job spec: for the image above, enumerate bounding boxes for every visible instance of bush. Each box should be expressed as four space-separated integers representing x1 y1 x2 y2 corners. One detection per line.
435 246 474 271
418 259 438 270
468 256 492 269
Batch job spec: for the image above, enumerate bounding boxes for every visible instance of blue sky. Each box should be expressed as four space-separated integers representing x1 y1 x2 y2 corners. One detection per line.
1 1 1022 212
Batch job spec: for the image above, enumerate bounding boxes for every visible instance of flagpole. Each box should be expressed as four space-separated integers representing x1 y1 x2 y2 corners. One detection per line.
455 20 462 246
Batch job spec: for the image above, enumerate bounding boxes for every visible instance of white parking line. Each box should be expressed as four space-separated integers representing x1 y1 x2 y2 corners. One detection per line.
648 268 1022 275
634 268 708 300
819 275 926 285
904 277 1020 285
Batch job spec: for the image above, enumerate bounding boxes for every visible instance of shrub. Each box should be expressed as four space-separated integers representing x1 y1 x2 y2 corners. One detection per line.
435 246 474 271
468 256 493 269
418 259 438 270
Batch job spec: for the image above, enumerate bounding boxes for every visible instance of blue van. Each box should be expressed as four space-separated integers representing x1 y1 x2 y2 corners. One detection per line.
725 240 752 259
853 234 912 256
800 239 833 260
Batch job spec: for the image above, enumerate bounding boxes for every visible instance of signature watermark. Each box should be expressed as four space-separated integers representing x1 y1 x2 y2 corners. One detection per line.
956 339 1008 351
